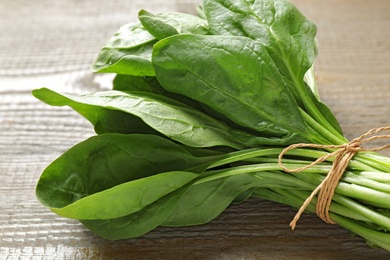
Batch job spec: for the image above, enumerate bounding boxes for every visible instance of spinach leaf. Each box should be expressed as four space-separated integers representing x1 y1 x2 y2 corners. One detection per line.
33 88 245 148
80 174 262 239
92 10 209 76
162 173 263 226
33 88 160 136
153 34 309 140
81 183 193 240
80 170 295 239
51 171 198 220
91 22 157 76
202 0 342 136
36 134 223 219
202 0 316 97
138 10 210 40
113 74 207 112
93 109 161 135
33 88 305 148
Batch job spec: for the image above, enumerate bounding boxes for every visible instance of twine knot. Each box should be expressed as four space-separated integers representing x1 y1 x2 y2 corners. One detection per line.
278 126 390 230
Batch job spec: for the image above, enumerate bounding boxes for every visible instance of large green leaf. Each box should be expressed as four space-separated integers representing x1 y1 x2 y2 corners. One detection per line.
80 174 262 239
36 134 222 219
153 34 309 139
51 171 198 220
33 88 160 136
202 0 342 137
203 0 316 95
80 169 300 239
34 88 303 148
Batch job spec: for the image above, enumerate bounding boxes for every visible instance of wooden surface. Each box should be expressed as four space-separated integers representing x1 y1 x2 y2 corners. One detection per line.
1 0 390 258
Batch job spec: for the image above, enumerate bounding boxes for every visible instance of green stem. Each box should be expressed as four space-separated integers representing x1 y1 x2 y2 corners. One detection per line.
292 171 390 208
254 188 390 250
301 107 390 173
332 193 390 231
357 171 390 183
287 189 370 222
208 148 283 168
253 188 371 222
331 214 390 251
208 145 378 173
354 152 390 173
198 163 321 186
301 108 346 145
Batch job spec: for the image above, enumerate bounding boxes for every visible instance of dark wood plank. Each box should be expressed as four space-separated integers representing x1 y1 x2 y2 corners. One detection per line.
1 0 390 258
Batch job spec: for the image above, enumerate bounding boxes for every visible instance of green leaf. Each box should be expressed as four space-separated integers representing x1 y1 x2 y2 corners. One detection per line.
32 88 244 148
153 34 309 140
36 134 223 219
203 0 316 86
93 109 161 135
162 174 262 226
202 0 342 137
80 174 262 239
80 169 294 239
91 22 157 76
51 171 198 220
34 87 307 148
81 183 193 240
33 87 160 136
138 9 209 40
113 74 207 112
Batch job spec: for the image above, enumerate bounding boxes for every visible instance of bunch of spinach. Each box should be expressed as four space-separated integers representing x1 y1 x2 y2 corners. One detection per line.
33 0 390 251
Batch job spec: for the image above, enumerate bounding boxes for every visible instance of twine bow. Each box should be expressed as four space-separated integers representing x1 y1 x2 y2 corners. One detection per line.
278 126 390 230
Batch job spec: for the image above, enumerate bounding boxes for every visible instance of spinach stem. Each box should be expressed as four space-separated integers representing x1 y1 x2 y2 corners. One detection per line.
300 108 346 145
331 214 390 251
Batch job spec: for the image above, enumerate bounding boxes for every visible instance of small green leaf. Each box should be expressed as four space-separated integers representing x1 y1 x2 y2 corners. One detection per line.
91 22 157 76
138 9 209 40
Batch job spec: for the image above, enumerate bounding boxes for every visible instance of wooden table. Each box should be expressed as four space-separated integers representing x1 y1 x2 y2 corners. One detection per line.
1 0 390 258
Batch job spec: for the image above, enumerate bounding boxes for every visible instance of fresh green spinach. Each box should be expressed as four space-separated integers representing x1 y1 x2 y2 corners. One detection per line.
33 0 390 251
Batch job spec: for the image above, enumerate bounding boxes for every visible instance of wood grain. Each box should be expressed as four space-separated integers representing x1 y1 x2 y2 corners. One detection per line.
1 0 390 258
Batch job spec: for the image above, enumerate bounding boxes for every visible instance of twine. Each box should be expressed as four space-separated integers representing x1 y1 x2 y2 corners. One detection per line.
278 126 390 230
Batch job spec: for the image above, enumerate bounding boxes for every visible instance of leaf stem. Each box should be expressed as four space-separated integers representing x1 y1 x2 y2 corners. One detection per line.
300 108 346 145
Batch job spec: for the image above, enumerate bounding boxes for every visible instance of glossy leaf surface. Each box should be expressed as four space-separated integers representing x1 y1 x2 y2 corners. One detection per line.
36 134 223 219
33 88 261 148
153 34 309 139
202 0 342 135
